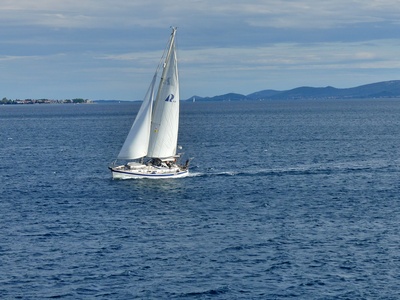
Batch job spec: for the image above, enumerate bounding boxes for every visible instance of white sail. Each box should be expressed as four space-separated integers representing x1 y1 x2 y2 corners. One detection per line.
148 28 180 159
117 73 157 159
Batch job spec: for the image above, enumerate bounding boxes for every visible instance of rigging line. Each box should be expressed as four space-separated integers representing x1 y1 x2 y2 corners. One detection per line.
154 27 177 76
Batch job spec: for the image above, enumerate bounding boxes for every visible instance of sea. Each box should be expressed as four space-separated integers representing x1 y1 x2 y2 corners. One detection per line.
1 99 400 299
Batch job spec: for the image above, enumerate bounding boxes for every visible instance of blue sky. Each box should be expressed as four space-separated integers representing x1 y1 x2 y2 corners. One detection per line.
1 0 400 100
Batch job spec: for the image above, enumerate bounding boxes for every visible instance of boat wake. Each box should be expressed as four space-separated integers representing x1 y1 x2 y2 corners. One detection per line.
188 160 397 178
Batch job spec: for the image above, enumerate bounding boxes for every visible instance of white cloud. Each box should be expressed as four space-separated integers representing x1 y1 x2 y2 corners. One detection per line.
0 54 57 61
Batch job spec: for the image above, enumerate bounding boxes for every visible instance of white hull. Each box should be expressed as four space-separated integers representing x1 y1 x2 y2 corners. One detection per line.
109 163 189 179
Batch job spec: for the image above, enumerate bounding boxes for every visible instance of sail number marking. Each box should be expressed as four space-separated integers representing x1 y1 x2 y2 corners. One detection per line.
165 94 175 102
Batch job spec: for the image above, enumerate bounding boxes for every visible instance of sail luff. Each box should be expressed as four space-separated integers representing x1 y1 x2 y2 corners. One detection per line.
117 73 157 159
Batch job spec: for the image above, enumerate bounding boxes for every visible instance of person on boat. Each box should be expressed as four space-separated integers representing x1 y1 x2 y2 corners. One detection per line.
183 159 190 170
149 158 162 166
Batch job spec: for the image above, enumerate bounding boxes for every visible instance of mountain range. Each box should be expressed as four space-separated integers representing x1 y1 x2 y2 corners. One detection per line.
185 80 400 101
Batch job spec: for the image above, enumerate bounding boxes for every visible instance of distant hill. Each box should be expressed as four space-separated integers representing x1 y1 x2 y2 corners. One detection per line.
191 93 248 102
184 80 400 101
247 89 282 99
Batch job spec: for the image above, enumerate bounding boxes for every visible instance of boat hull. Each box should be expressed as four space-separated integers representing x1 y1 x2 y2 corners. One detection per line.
109 164 189 179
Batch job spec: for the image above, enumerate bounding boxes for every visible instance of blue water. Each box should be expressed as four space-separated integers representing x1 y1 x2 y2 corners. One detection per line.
1 99 400 299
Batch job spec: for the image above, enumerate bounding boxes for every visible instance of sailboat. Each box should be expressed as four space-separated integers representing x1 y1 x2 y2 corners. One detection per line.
109 27 189 179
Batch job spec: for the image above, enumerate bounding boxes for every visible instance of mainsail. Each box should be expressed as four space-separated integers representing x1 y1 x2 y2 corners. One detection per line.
147 28 180 159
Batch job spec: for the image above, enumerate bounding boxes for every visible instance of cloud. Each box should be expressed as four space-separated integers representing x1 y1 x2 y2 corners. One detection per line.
223 0 400 29
0 54 57 62
178 39 400 71
1 0 400 99
2 0 399 30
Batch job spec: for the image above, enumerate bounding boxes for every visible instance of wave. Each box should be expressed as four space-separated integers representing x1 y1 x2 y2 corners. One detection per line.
179 286 230 297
